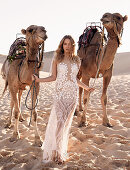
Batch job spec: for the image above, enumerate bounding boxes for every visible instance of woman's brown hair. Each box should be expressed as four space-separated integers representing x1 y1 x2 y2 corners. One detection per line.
55 35 80 65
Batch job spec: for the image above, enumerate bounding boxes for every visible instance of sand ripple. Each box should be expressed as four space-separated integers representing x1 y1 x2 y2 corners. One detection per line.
0 64 130 169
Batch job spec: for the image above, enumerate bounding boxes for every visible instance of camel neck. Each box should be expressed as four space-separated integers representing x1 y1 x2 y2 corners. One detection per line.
26 45 39 60
100 37 118 70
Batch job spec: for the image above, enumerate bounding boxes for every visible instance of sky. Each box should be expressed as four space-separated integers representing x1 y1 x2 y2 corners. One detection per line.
0 0 129 55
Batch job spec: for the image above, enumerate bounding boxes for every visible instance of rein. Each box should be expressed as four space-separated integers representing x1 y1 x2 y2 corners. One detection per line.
82 27 106 111
92 20 123 87
24 42 45 126
113 21 122 46
107 20 124 47
92 26 106 87
37 42 44 69
25 59 39 127
17 37 45 126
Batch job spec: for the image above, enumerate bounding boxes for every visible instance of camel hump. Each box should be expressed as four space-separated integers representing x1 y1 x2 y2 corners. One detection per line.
7 37 26 63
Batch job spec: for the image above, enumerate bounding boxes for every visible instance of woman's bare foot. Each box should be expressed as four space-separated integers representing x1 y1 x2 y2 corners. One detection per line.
52 150 64 165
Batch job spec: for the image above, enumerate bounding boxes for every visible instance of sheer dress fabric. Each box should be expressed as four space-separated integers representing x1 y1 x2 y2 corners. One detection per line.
43 61 79 162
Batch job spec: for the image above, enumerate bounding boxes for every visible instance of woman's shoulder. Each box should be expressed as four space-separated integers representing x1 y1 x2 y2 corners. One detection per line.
52 52 58 64
52 52 62 64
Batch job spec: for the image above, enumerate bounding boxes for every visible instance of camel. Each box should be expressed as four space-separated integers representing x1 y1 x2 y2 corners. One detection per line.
77 13 128 127
1 25 47 146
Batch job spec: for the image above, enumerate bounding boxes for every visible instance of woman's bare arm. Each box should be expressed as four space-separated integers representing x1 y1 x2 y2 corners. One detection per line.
77 78 95 92
32 59 57 83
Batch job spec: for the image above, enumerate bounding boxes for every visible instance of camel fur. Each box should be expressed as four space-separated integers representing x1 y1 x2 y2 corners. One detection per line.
1 25 47 146
77 13 128 127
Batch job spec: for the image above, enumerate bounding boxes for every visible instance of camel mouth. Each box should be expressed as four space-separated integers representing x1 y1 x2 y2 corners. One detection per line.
38 35 48 42
103 21 110 24
44 35 48 40
42 34 48 41
101 19 110 25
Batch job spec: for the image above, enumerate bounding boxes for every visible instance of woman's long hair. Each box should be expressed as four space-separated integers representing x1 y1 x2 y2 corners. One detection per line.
55 35 80 64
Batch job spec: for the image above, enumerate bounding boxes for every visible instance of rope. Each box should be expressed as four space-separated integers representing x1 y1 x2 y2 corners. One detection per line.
37 42 44 69
92 26 105 88
24 43 44 126
25 60 38 127
25 42 45 126
80 27 106 125
113 21 122 46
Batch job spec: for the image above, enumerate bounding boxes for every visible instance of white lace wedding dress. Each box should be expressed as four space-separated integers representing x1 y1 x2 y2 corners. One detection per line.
43 61 79 163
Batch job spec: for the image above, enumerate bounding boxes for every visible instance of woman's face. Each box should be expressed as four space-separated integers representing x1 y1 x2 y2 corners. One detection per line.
63 38 72 54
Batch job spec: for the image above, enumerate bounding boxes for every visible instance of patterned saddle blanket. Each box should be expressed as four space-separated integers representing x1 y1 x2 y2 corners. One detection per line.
78 27 98 50
7 37 26 63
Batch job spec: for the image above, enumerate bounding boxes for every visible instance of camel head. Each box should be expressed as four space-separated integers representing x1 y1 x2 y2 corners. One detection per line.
21 25 47 47
101 13 128 34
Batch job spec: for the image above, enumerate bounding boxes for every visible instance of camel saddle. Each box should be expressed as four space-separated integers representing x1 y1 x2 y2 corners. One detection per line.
7 37 26 63
78 22 103 50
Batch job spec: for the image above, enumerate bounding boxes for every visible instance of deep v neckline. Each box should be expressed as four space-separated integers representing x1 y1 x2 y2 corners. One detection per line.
59 61 76 72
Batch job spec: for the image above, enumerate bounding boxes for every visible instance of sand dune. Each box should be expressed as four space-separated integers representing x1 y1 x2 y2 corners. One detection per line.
1 52 130 74
0 54 130 170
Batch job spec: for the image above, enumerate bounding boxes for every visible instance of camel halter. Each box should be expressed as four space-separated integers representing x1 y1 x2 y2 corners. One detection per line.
25 33 45 65
107 20 123 47
113 21 122 46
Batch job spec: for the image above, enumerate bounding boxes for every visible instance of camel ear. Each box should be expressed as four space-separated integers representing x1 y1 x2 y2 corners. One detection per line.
123 15 128 22
21 29 26 35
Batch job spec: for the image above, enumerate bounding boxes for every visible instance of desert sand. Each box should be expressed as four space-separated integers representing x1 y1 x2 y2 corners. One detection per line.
0 53 130 170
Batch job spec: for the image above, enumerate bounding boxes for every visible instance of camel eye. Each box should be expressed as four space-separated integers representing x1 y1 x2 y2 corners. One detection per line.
116 16 121 20
29 29 33 33
104 15 107 18
41 27 45 31
41 27 46 33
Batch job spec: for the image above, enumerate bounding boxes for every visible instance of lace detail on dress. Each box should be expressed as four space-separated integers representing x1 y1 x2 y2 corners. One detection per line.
43 61 79 163
55 62 79 101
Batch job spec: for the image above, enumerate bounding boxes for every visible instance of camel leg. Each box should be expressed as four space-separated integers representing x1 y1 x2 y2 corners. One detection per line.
78 70 83 112
101 67 113 127
79 87 83 111
5 99 14 128
18 90 25 122
31 83 42 147
10 89 20 142
74 87 83 116
79 77 90 127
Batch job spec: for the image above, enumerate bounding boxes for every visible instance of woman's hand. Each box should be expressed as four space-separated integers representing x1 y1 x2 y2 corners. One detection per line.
32 74 39 82
77 78 95 93
86 87 95 93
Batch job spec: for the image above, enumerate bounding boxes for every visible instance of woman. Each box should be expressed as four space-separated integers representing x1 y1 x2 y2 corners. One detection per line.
32 35 94 164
